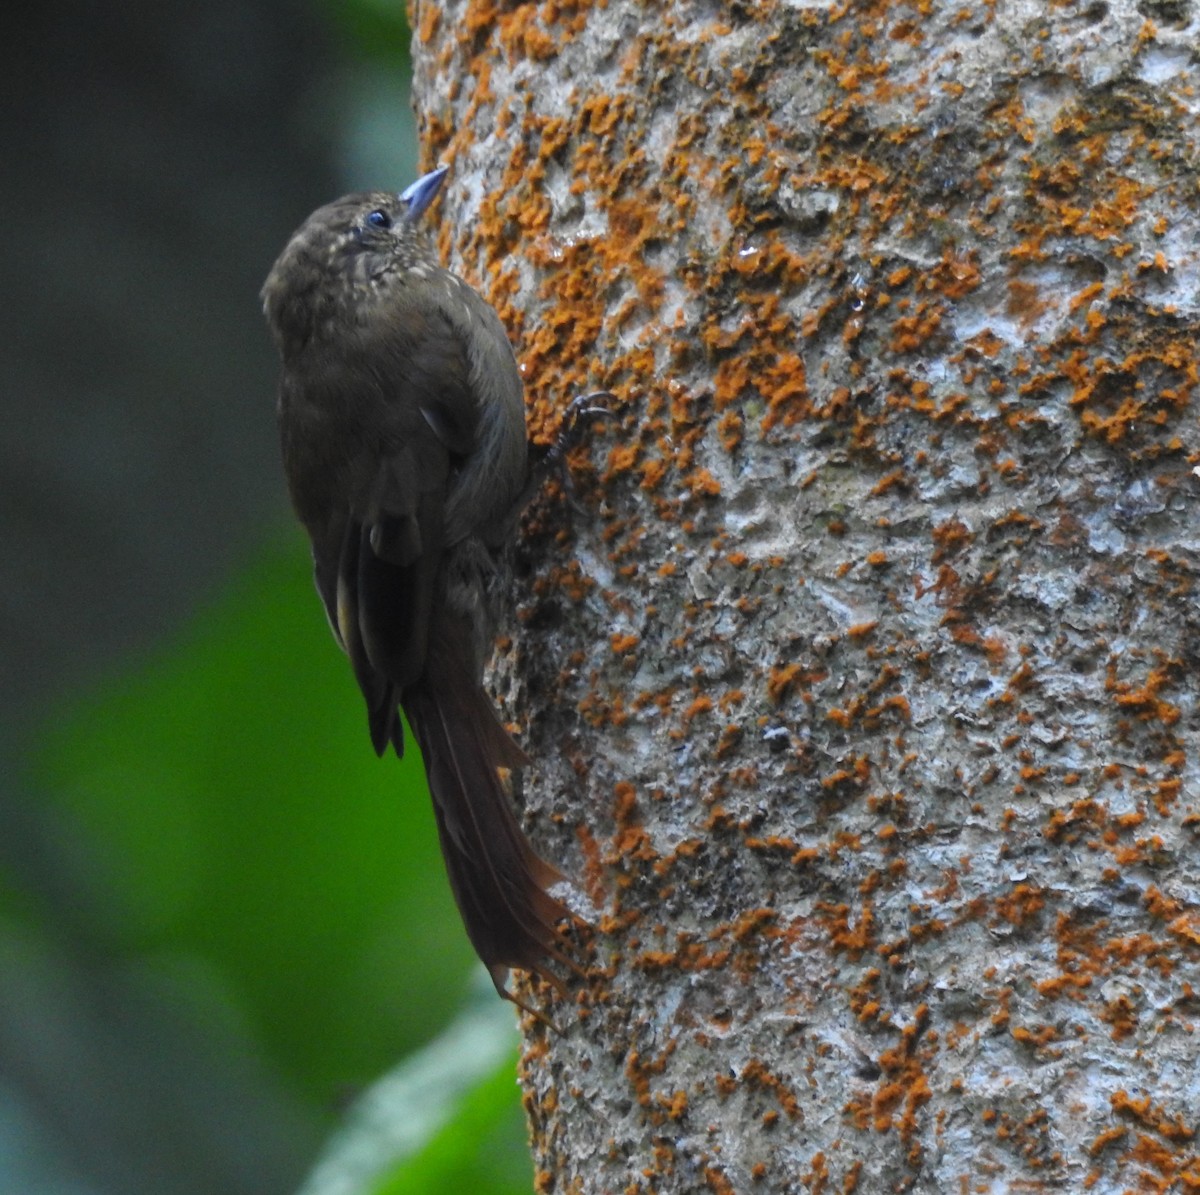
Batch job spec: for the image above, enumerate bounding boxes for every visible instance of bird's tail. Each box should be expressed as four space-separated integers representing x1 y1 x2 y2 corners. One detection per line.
402 651 579 1012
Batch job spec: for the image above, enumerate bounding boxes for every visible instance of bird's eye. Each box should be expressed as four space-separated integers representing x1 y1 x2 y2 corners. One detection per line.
365 209 392 230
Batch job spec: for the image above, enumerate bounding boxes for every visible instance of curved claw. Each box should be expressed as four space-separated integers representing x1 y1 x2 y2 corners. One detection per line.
516 390 621 515
542 390 619 480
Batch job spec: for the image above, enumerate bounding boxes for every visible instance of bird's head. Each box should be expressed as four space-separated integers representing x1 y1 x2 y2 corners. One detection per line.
262 165 450 354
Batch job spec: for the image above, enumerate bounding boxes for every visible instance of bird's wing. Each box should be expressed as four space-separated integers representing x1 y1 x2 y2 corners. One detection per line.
278 301 487 755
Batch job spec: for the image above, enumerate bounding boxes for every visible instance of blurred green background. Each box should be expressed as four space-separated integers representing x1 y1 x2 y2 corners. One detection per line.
1 4 532 1193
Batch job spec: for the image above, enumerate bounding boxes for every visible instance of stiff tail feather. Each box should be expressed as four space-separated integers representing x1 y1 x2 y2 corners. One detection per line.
402 657 580 1016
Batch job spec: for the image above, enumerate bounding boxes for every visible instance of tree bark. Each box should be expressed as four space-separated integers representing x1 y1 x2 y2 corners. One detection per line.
411 0 1200 1190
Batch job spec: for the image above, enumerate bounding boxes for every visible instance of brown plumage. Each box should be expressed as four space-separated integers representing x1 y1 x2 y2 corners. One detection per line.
261 167 576 1011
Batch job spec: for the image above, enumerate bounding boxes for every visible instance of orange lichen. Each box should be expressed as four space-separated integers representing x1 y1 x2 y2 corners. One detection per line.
421 1 1200 1187
1106 655 1183 726
610 780 655 868
1111 1090 1196 1144
993 883 1044 929
1100 994 1139 1041
844 1006 933 1150
1010 1022 1059 1048
609 632 640 655
815 900 875 959
766 662 804 704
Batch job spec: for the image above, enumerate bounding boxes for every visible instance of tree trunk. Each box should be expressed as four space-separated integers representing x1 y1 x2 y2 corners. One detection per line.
411 0 1200 1190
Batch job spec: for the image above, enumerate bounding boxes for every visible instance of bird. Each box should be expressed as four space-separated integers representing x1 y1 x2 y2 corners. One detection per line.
261 165 577 1015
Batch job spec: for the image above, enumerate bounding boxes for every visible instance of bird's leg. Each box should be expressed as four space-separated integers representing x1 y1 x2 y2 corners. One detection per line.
517 390 617 515
542 390 616 479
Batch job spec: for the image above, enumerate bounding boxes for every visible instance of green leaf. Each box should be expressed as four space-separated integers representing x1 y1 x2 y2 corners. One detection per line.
298 981 532 1195
30 530 478 1104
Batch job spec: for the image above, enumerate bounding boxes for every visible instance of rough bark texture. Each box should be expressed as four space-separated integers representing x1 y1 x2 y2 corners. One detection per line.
411 1 1200 1191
